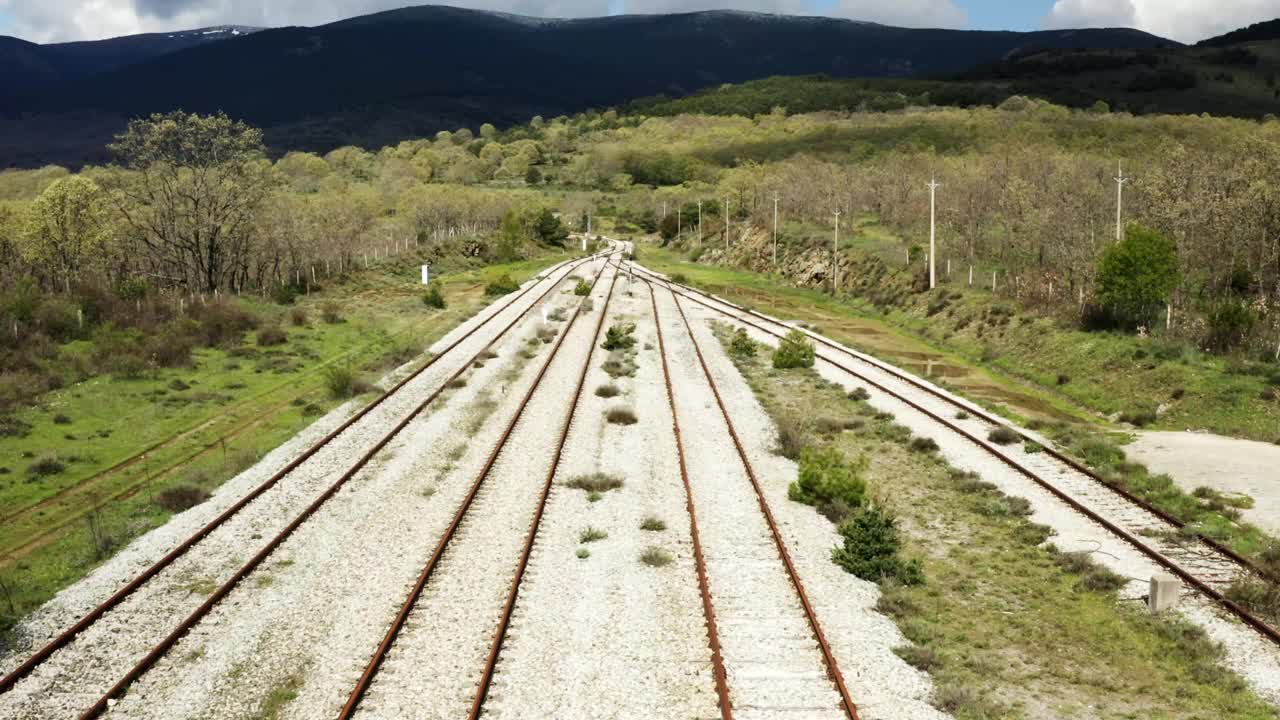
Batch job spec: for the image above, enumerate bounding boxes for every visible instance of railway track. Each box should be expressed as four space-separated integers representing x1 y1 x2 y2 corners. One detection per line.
335 255 620 718
627 261 1280 648
0 253 602 718
647 274 859 718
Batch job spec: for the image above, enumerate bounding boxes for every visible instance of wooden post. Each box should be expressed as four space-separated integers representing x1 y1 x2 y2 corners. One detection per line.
969 265 973 285
992 271 997 293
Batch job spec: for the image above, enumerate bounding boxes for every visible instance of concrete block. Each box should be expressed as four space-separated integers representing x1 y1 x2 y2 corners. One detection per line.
1149 573 1181 613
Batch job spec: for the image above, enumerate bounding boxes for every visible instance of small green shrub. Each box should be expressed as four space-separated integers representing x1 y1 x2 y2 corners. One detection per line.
640 516 666 532
322 365 359 399
566 473 624 494
789 446 867 513
987 426 1020 445
602 323 637 351
485 274 519 296
256 325 287 347
548 307 568 322
574 279 592 296
155 485 210 512
52 413 72 425
671 273 688 284
595 384 621 398
893 644 942 671
848 387 871 402
579 527 608 543
728 328 756 358
606 407 638 425
26 454 66 479
422 284 447 309
908 436 940 453
321 302 343 324
640 546 673 567
576 548 591 559
772 329 815 369
832 506 924 585
289 307 308 326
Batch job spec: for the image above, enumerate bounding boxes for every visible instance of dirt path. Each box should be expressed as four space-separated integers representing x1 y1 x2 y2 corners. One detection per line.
1127 431 1280 536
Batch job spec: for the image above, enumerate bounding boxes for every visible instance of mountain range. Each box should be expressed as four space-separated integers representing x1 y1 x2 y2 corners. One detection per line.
0 5 1189 167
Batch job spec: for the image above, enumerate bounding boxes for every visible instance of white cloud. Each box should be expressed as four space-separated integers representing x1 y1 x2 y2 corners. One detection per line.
1045 0 1280 42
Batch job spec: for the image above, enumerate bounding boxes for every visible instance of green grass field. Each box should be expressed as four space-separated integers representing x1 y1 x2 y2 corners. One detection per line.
0 250 576 648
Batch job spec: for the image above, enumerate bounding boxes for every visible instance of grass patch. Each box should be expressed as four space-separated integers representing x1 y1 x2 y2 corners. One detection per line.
640 516 667 532
594 383 621 398
605 407 638 425
566 472 624 494
579 527 608 543
640 546 674 567
576 548 590 559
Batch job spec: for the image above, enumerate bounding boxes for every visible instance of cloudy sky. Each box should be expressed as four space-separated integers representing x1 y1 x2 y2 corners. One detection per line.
0 0 1275 44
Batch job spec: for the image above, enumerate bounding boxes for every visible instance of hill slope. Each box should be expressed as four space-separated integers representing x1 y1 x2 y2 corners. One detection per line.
0 6 1174 167
0 26 260 92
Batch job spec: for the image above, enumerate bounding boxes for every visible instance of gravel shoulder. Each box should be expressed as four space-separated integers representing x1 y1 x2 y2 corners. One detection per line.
0 258 589 719
1127 431 1280 536
483 275 718 719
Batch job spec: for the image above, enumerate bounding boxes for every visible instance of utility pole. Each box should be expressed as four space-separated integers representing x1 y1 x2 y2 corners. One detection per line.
724 198 730 251
1114 160 1129 242
772 195 780 268
927 178 941 290
832 210 842 295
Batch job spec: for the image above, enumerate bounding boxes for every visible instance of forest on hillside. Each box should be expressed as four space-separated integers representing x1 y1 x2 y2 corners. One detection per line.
1 97 1279 418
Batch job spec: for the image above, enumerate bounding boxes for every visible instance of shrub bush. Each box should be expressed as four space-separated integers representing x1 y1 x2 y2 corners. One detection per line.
987 426 1020 445
595 384 621 398
606 407 638 425
422 284 447 309
640 546 673 567
256 325 287 347
789 446 867 513
321 302 343 324
1205 301 1257 351
26 454 66 479
908 436 940 453
573 279 592 296
485 274 520 296
155 485 210 512
289 307 309 326
772 329 815 369
832 506 924 585
566 472 624 493
774 414 810 459
602 323 637 351
728 328 756 358
322 365 359 399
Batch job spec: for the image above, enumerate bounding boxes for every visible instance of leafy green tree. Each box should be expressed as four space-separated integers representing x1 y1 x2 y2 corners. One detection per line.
479 123 498 140
532 208 568 247
107 111 275 292
495 209 523 262
525 166 542 185
1096 224 1180 328
658 213 679 243
20 175 111 280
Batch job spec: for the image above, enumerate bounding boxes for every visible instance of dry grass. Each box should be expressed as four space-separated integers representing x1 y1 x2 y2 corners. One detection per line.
605 407 638 425
566 473 624 493
579 527 608 543
640 546 674 567
595 383 621 398
640 516 667 532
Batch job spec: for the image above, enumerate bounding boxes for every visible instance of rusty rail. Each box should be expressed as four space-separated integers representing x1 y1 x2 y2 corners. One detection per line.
633 262 1280 648
644 281 734 719
1 255 593 699
654 278 861 720
66 255 604 719
339 254 618 719
466 258 623 718
627 262 1280 589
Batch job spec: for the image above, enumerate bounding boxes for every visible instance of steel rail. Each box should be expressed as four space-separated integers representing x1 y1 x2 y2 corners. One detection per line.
1 255 595 699
626 262 1280 588
338 254 617 719
656 279 861 720
66 256 602 719
466 257 623 718
633 263 1280 648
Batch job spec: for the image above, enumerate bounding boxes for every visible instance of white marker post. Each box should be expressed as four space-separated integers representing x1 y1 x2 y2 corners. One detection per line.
927 178 941 290
421 264 430 286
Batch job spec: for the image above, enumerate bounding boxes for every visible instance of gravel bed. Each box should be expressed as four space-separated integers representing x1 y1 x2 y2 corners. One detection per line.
340 263 620 719
659 272 1280 708
0 258 591 719
482 277 719 719
653 288 850 719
